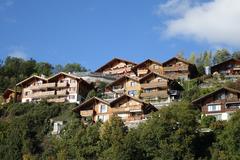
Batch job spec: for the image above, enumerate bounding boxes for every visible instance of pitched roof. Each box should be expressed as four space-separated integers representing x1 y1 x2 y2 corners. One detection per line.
192 87 240 104
73 97 110 112
95 58 136 72
139 71 173 83
110 94 146 106
163 57 194 66
106 75 139 89
48 72 81 81
131 59 162 72
3 89 16 98
16 75 47 86
109 94 158 111
211 58 240 70
48 72 91 87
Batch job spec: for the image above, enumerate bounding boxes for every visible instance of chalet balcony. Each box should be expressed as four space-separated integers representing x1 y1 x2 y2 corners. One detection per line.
56 90 68 96
29 83 56 90
102 92 117 102
128 115 145 121
225 75 240 78
140 91 168 98
141 82 168 89
112 105 142 113
225 102 240 109
57 82 68 88
30 90 55 98
112 107 130 113
47 97 66 103
80 110 93 117
129 105 142 112
163 66 188 72
137 69 148 75
112 86 124 93
104 67 131 75
233 67 240 71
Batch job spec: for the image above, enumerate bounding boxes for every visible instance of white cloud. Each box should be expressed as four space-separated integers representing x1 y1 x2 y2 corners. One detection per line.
8 51 27 59
154 0 196 17
7 46 28 59
158 0 240 47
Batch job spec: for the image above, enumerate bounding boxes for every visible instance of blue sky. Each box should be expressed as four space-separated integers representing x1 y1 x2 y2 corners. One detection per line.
0 0 240 71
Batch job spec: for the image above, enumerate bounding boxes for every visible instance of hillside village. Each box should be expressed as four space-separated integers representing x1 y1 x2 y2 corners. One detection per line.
2 50 240 159
2 52 240 126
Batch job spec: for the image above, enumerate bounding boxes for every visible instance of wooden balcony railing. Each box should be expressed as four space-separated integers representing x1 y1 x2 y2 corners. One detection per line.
30 90 55 98
57 82 68 88
141 82 168 89
56 90 68 96
137 69 148 74
112 107 130 113
80 110 93 117
112 88 124 93
47 97 66 103
128 115 144 121
29 83 56 90
163 66 188 72
140 91 168 98
129 105 142 112
112 105 142 113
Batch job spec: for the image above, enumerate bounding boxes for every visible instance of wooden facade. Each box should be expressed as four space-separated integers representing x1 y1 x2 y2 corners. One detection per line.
162 57 198 80
95 58 136 77
16 72 92 103
131 59 163 77
211 58 240 81
139 72 183 108
104 76 141 101
2 88 21 104
73 95 157 123
192 87 240 121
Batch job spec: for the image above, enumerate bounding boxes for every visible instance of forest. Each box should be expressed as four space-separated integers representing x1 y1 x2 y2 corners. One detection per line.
1 48 240 159
1 100 240 160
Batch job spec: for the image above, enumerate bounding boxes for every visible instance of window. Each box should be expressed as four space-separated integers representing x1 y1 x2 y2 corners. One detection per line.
25 91 29 96
130 81 136 87
99 105 107 113
70 79 76 83
69 95 75 99
208 104 221 112
128 90 137 96
144 89 151 93
98 115 109 122
216 92 226 100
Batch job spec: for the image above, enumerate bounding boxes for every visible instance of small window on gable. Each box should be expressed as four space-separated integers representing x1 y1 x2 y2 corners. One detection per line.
99 105 107 113
216 92 226 100
130 81 136 87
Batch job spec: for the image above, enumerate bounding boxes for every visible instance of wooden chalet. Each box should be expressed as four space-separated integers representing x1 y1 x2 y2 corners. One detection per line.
192 87 240 121
104 75 141 101
139 72 183 108
2 88 21 104
162 57 198 80
95 58 136 77
131 59 163 77
211 58 240 81
73 94 157 123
